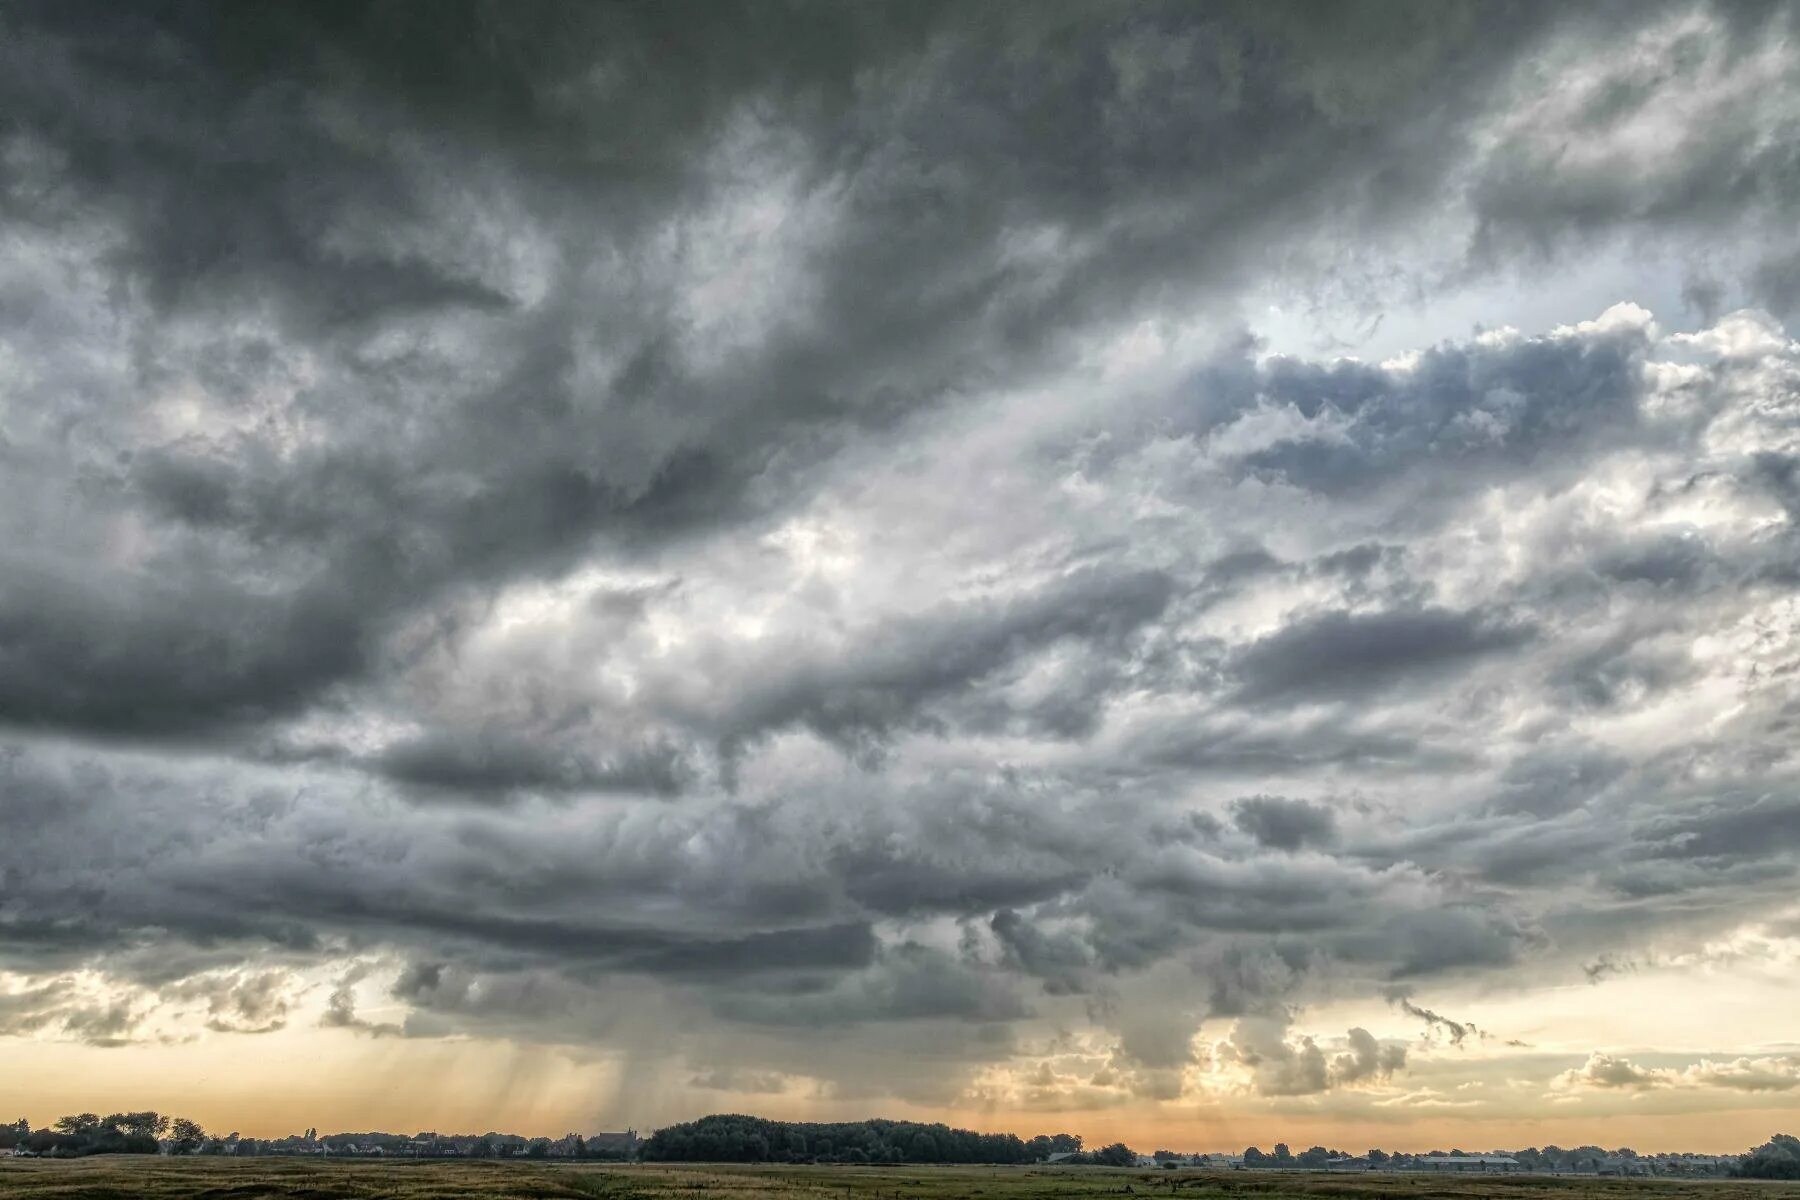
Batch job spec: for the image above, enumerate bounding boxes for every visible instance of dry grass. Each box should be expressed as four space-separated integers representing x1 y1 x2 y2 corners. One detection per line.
3 1159 1798 1200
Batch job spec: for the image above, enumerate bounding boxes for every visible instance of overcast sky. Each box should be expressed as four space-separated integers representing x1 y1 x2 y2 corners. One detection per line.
4 0 1800 1151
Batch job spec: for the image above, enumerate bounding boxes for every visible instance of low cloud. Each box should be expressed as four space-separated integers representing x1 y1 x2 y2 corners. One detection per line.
1388 993 1482 1045
1559 1051 1800 1094
1219 1016 1407 1097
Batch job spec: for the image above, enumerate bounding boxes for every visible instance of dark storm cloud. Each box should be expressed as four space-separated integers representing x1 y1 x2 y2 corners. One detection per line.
1230 795 1339 851
990 909 1095 996
1 0 1799 1101
0 0 1675 747
712 942 1031 1027
368 731 691 800
1230 607 1534 706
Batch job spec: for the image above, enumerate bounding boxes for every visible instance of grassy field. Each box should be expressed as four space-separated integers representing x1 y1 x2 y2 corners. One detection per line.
3 1160 1798 1200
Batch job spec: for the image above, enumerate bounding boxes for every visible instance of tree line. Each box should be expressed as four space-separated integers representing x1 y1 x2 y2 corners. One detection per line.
0 1117 630 1160
640 1115 1116 1165
1 1113 206 1157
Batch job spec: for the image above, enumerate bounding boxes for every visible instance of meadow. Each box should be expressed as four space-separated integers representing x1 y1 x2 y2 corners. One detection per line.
4 1160 1800 1200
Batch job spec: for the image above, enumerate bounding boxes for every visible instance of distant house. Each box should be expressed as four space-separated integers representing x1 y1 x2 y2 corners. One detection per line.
586 1129 639 1157
1045 1152 1080 1164
1598 1157 1651 1177
1412 1155 1521 1173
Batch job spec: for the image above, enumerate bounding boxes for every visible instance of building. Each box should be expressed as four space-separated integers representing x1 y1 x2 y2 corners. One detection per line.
1324 1157 1372 1171
585 1129 639 1157
1412 1155 1522 1173
1598 1157 1652 1177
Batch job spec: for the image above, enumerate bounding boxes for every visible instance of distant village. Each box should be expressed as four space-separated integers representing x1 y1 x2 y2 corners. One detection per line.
203 1127 641 1160
0 1116 638 1161
1146 1149 1741 1176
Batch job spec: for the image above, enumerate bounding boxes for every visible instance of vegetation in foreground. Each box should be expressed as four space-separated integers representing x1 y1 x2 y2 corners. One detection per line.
5 1158 1800 1200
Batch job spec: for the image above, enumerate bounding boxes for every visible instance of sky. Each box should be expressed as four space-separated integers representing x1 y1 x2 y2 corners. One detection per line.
3 0 1800 1154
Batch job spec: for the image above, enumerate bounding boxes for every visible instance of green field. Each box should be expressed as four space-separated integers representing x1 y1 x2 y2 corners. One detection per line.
2 1161 1797 1200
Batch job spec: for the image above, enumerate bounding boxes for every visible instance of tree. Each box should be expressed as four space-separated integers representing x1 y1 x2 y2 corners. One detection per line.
1244 1147 1267 1166
107 1112 169 1140
1367 1149 1389 1164
1298 1146 1332 1169
1273 1143 1293 1163
1093 1143 1135 1167
167 1118 207 1155
1738 1135 1800 1180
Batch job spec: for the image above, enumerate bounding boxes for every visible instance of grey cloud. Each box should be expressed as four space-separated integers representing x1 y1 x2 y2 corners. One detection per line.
56 1000 144 1049
989 909 1095 996
1222 1016 1329 1097
710 566 1178 760
162 970 294 1036
1468 1 1800 314
1235 327 1651 497
1582 954 1639 984
0 0 1565 749
689 1068 790 1094
1380 906 1541 978
1388 994 1480 1046
1230 607 1534 707
712 942 1031 1028
1332 1026 1408 1085
1130 713 1471 776
1221 1015 1404 1097
1201 945 1314 1019
0 979 75 1037
320 963 401 1038
368 731 691 800
1638 793 1800 862
1485 744 1630 818
1230 795 1339 851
